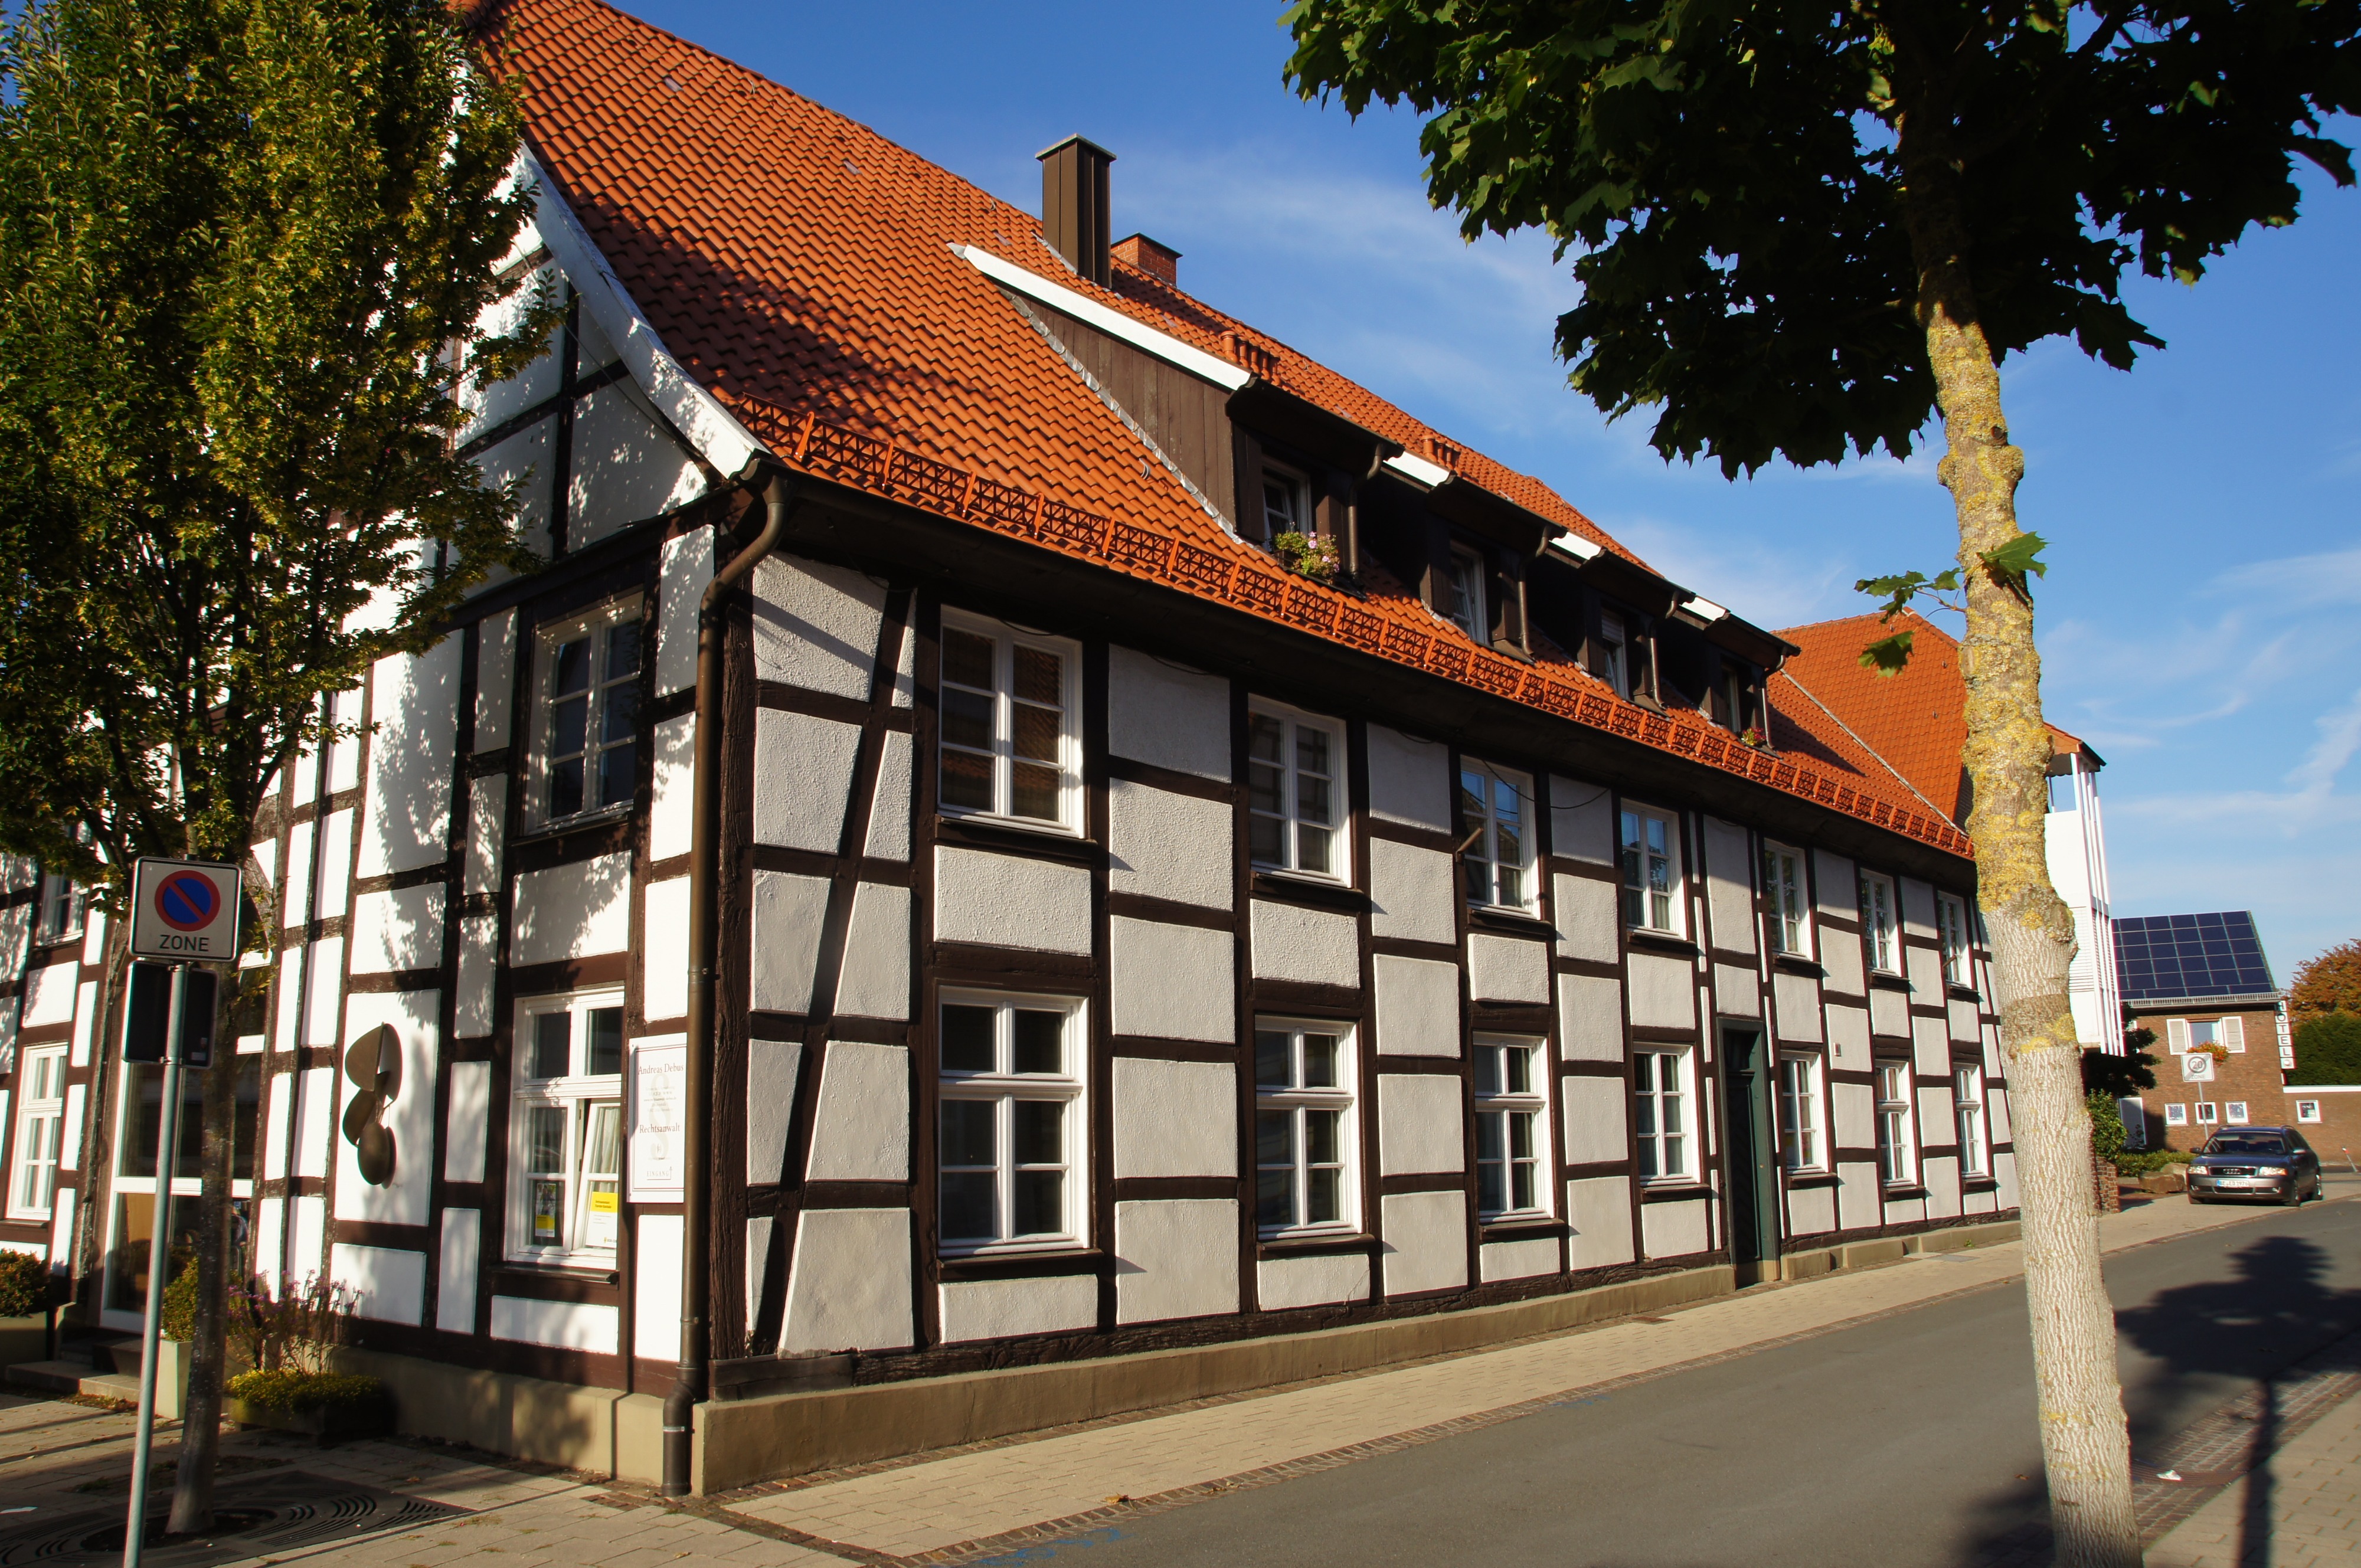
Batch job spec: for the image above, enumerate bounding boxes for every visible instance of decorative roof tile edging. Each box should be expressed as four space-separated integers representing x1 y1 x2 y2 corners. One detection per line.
735 398 1974 862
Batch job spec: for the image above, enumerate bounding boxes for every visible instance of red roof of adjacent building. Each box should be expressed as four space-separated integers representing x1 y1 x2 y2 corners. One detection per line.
472 0 1972 860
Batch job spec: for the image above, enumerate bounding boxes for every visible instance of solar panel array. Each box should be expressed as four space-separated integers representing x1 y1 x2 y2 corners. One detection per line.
2112 912 2278 1003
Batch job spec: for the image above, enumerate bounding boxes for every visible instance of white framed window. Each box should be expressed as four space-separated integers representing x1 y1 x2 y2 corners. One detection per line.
938 991 1087 1253
1597 610 1629 698
1460 761 1533 911
1633 1049 1692 1183
1937 894 1973 987
1255 1019 1358 1235
8 1044 68 1219
2195 1101 2219 1125
1775 1052 1824 1173
1954 1064 1989 1178
35 872 84 944
529 598 642 828
2225 1101 2249 1125
1261 463 1310 542
938 611 1083 833
1875 1060 1916 1187
1762 842 1809 957
1858 872 1898 973
1443 549 1487 641
2297 1100 2322 1124
2164 1102 2190 1127
1247 702 1347 882
1474 1036 1549 1219
1619 806 1681 934
508 991 625 1263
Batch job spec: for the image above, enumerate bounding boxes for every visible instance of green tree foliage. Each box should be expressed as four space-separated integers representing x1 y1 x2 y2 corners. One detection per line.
2292 1012 2361 1084
2086 1092 2128 1161
2083 1041 2157 1099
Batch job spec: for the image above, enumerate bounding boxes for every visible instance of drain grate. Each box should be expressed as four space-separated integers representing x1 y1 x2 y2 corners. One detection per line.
0 1469 467 1567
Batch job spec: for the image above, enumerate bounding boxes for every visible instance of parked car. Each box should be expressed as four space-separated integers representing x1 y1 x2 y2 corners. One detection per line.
2187 1128 2323 1206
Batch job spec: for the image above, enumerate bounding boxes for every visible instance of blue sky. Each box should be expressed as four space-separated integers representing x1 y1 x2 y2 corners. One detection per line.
622 1 2360 979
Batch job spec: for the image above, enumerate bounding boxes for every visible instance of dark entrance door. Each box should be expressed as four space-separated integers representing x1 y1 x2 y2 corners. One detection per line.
1722 1024 1782 1282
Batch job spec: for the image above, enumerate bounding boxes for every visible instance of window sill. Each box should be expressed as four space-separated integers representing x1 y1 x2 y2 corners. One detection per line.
1947 983 1983 1003
937 1246 1102 1281
1257 1228 1373 1258
1771 953 1824 977
1868 971 1912 993
1881 1184 1930 1200
936 813 1094 859
493 1259 619 1285
1251 869 1367 912
1638 1182 1712 1202
1781 1170 1842 1189
513 805 633 847
1467 904 1555 939
1478 1216 1568 1241
1961 1177 2000 1193
1626 928 1698 957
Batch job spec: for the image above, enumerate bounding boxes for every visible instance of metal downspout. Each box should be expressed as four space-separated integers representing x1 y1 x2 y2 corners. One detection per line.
664 469 797 1498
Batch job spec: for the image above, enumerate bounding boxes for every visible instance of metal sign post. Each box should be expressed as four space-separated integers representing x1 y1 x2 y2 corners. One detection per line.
122 962 188 1568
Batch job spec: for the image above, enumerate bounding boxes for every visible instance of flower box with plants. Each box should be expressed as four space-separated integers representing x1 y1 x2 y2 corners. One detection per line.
0 1250 50 1367
222 1274 387 1442
1272 531 1340 585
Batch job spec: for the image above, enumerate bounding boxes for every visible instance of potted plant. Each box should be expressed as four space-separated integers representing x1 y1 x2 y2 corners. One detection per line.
1273 530 1340 585
0 1249 50 1369
223 1273 387 1442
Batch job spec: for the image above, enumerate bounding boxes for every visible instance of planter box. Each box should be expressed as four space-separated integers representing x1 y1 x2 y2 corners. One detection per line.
2140 1170 2189 1194
0 1315 47 1370
226 1393 392 1444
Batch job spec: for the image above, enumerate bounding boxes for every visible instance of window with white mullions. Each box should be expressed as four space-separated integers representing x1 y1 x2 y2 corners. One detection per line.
938 993 1085 1252
8 1044 68 1219
535 601 641 826
1859 871 1898 973
1261 464 1309 544
1954 1064 1989 1177
509 993 624 1262
1776 1053 1824 1173
1474 1037 1549 1219
1938 894 1973 987
1875 1060 1917 1187
1620 806 1680 933
1460 762 1532 910
1248 703 1346 880
938 613 1080 830
1761 842 1808 957
1255 1020 1356 1234
1597 610 1630 698
1633 1049 1691 1183
1443 549 1487 641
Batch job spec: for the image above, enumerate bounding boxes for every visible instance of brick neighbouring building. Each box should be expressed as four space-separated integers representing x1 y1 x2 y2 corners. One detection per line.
2115 912 2307 1151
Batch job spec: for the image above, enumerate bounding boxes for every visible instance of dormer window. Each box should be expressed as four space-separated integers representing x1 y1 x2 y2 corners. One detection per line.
1443 549 1486 641
1721 664 1760 737
1598 611 1629 698
1261 464 1309 544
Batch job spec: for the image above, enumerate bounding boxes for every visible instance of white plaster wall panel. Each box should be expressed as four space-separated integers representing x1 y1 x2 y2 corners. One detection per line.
565 384 707 548
0 902 29 975
472 422 554 561
642 878 691 1024
1837 1163 1882 1230
1626 952 1696 1032
633 1214 684 1359
753 709 861 852
1256 1252 1372 1311
1813 849 1857 909
1898 876 1937 937
280 819 316 928
934 847 1091 955
656 526 714 698
1996 1149 2019 1210
1787 1183 1838 1236
295 1067 335 1180
1114 1199 1240 1323
23 961 76 1027
781 1209 915 1351
833 883 910 1020
329 1243 427 1326
301 937 345 1047
1826 1003 1869 1067
753 554 886 700
264 1073 295 1180
1773 973 1824 1043
1699 967 1751 1023
47 1191 73 1273
357 641 460 880
1109 918 1233 1042
1907 945 1943 1001
510 853 632 966
474 607 516 752
649 715 695 863
1924 1155 1962 1219
745 1040 803 1186
1914 1017 1953 1078
1549 781 1613 865
1369 839 1455 944
1561 1075 1628 1165
1558 974 1624 1062
1832 1081 1875 1151
490 1297 621 1354
1869 985 1909 1041
1553 874 1618 964
862 729 914 862
1990 1087 2013 1146
1885 1192 1928 1227
1367 725 1451 831
333 990 439 1227
463 778 506 898
1480 1236 1559 1283
1106 647 1230 780
443 1061 491 1184
1965 1183 1997 1217
327 686 364 794
58 1085 84 1167
351 885 445 976
1379 1190 1467 1295
70 982 97 1068
1567 1176 1635 1268
454 915 497 1039
254 1198 285 1293
1375 954 1460 1058
1948 996 1981 1045
291 1194 327 1281
457 267 561 440
274 954 303 1052
1919 1086 1953 1157
745 1217 773 1326
938 1275 1098 1343
889 620 915 709
316 807 356 921
0 1001 15 1071
1468 934 1549 1004
436 1209 481 1334
1378 1075 1466 1174
1641 1197 1710 1260
1703 817 1756 954
1250 901 1359 989
1114 1058 1237 1179
1108 781 1230 909
805 1043 911 1183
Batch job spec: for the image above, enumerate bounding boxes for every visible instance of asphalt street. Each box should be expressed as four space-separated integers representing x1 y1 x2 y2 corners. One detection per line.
1045 1198 2361 1568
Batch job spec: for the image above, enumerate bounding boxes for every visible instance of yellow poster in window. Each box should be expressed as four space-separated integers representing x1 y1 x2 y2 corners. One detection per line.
589 1190 619 1214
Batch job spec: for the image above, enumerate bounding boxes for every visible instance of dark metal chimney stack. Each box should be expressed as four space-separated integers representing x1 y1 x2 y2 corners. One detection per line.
1038 135 1115 287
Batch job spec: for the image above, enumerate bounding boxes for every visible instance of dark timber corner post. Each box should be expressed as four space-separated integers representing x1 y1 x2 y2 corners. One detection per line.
665 467 797 1498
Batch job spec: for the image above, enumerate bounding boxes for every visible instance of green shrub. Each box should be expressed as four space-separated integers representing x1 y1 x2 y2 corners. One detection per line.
227 1369 385 1411
2113 1148 2195 1176
0 1249 47 1317
2293 1013 2361 1085
2086 1092 2127 1160
160 1255 198 1342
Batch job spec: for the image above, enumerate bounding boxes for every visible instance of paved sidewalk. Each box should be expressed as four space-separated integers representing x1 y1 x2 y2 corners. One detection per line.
2147 1361 2361 1567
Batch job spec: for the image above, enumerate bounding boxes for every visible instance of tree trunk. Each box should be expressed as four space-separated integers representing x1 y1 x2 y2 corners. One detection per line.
1901 159 2140 1567
166 973 238 1535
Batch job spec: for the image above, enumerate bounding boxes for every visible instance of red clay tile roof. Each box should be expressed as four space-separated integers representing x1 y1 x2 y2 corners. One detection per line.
473 0 1970 861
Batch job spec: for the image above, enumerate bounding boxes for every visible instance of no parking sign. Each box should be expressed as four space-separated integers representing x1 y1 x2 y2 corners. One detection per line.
129 856 243 961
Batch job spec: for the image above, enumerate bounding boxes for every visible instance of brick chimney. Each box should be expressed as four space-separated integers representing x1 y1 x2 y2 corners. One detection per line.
1113 233 1180 287
1038 135 1115 287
